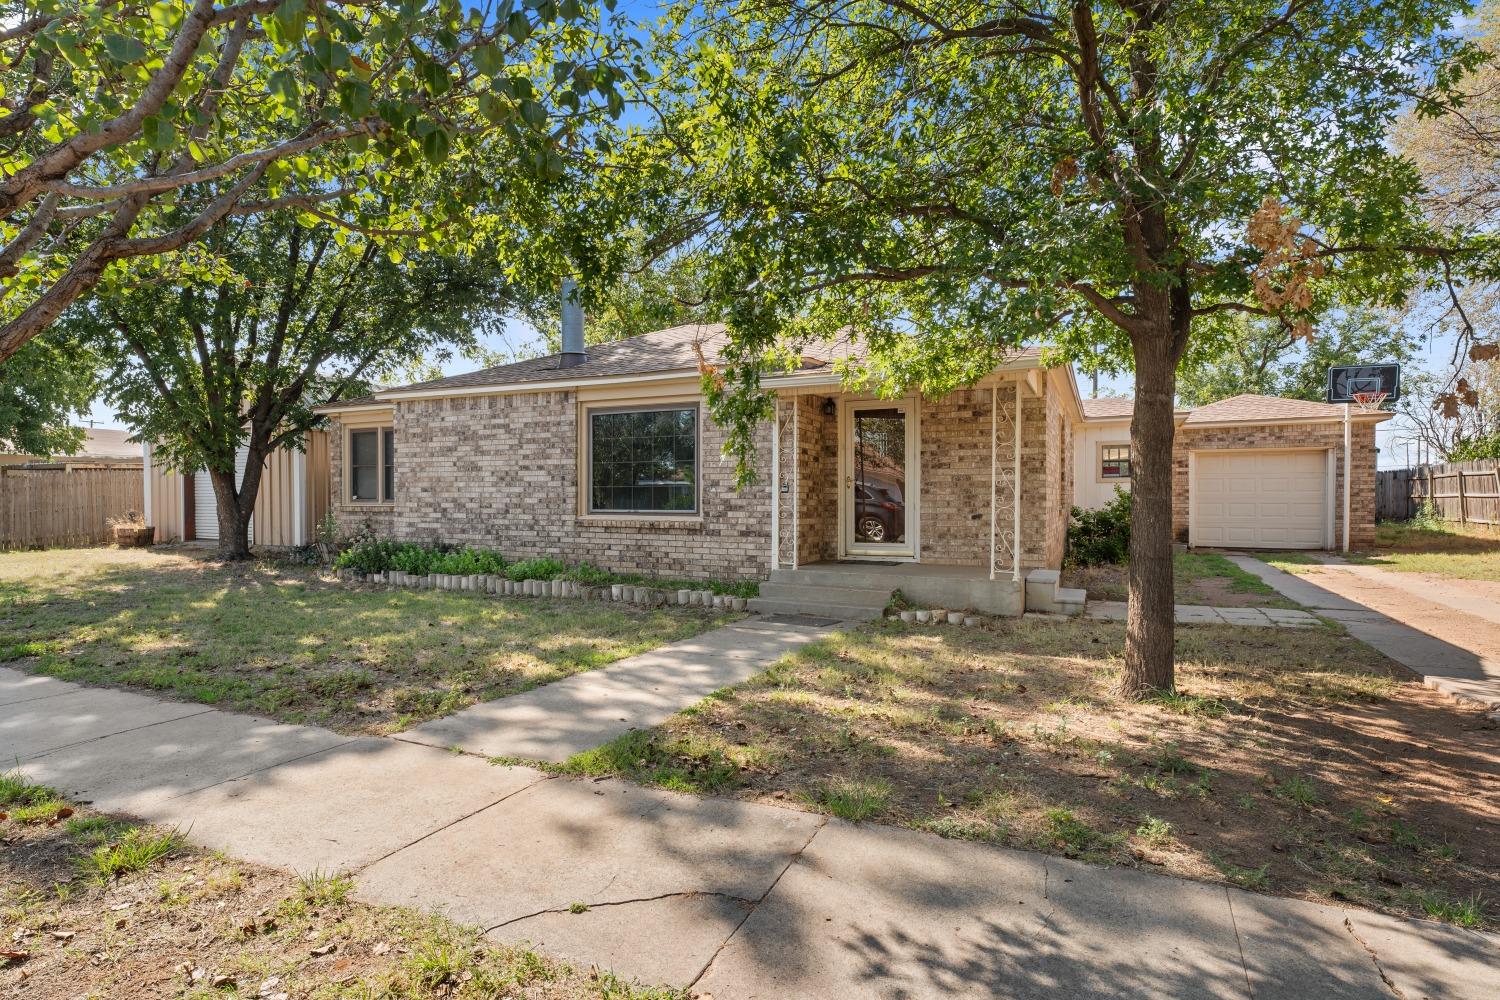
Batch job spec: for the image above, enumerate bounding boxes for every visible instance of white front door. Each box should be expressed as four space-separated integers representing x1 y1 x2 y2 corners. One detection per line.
841 399 916 558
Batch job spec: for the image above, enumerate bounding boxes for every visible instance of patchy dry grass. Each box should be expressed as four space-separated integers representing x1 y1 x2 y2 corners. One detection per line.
0 774 683 998
1064 552 1299 607
565 617 1498 929
0 547 735 735
1359 520 1500 580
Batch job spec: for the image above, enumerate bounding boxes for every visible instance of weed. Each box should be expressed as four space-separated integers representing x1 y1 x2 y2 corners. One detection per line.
1146 690 1229 719
64 815 125 845
1213 858 1271 890
568 901 589 914
810 777 892 822
1389 818 1425 851
1273 774 1320 809
1135 815 1173 845
404 936 468 988
1410 891 1486 929
79 827 184 881
1044 808 1121 858
297 869 354 907
0 769 58 807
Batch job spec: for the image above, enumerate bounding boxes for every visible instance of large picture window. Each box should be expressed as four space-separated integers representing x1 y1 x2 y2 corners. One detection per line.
589 406 698 514
349 427 395 503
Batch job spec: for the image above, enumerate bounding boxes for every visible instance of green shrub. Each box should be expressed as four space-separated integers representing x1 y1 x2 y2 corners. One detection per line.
1065 487 1132 567
506 557 567 581
1409 498 1441 531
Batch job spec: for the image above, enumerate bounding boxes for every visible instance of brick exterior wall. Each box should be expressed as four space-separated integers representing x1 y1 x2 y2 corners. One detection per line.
792 395 838 565
330 391 771 582
1172 420 1378 550
919 388 995 565
329 377 1078 580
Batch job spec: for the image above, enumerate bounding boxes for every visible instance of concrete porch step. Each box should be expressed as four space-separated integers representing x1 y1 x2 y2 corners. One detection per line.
748 598 885 622
768 566 903 591
757 581 893 607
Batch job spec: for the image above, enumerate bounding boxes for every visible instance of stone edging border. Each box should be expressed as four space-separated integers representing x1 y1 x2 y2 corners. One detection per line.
332 568 750 612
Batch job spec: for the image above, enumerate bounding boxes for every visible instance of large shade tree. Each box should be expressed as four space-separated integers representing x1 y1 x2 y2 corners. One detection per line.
0 330 99 457
0 0 639 362
57 216 528 558
644 0 1480 696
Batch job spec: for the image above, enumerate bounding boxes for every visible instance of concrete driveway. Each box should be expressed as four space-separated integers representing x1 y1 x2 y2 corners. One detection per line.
1231 556 1500 714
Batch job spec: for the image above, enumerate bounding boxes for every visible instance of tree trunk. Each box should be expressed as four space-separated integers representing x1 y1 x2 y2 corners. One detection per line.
209 468 251 560
1121 327 1180 697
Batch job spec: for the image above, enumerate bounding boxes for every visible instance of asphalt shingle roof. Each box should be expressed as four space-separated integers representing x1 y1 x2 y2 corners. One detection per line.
1182 394 1359 425
354 324 1042 400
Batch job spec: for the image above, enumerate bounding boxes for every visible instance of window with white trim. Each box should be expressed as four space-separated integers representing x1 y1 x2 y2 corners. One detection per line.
588 406 698 514
1100 444 1131 480
349 427 395 503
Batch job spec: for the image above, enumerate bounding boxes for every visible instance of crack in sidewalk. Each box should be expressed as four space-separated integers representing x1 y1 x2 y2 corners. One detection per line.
1343 916 1408 1000
1223 889 1255 1000
351 772 555 876
685 816 829 991
485 889 761 932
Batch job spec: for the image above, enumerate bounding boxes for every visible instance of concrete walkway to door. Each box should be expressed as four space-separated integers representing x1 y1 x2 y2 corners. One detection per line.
399 616 838 761
1230 555 1500 713
4 662 1497 998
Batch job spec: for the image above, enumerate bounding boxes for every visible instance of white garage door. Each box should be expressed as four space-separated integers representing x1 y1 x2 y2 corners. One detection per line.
192 447 252 542
1192 450 1327 549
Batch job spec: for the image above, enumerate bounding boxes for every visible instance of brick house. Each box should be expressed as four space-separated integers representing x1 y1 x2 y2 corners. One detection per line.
313 323 1388 616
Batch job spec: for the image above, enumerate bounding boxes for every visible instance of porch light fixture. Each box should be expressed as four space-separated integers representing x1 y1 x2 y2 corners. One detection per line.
821 397 836 417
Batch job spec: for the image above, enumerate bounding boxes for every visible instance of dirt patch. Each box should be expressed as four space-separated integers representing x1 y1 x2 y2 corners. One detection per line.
0 792 681 998
1063 552 1295 609
575 618 1499 930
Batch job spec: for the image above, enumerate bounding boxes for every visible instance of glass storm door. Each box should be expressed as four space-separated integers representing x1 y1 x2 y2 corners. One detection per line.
844 401 913 556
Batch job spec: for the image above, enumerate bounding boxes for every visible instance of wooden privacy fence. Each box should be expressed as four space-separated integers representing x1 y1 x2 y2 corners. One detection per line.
1377 460 1500 524
0 468 144 549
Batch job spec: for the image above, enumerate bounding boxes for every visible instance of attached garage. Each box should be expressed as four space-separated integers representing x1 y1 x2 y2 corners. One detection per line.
1189 449 1330 549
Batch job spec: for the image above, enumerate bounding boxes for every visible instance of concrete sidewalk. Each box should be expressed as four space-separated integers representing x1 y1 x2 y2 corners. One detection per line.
5 667 1497 997
401 617 835 761
1086 601 1320 628
1231 556 1500 713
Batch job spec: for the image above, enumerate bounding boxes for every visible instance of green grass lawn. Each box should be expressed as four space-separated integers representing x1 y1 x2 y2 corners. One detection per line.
0 547 734 734
1064 551 1298 608
555 618 1496 930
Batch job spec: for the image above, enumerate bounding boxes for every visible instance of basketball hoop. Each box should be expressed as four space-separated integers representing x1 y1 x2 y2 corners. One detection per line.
1350 390 1389 412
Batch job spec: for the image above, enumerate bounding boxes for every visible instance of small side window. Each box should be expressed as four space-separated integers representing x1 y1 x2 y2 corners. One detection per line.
1100 445 1131 479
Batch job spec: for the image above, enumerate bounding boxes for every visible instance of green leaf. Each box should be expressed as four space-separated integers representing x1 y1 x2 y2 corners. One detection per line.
506 11 532 43
339 79 372 119
518 99 547 128
268 69 301 106
422 127 451 165
420 60 452 97
142 115 175 151
473 42 504 77
103 33 148 65
478 92 510 124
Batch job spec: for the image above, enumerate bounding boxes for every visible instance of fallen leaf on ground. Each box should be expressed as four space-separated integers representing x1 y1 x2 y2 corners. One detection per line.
310 943 337 956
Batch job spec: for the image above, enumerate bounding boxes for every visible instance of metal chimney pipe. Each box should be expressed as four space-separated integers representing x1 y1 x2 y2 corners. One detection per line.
559 276 586 369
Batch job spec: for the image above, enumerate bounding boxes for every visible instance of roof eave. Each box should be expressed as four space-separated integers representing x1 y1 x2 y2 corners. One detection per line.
1184 412 1393 429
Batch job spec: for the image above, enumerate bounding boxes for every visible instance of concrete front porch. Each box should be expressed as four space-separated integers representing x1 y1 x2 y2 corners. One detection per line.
750 561 1027 619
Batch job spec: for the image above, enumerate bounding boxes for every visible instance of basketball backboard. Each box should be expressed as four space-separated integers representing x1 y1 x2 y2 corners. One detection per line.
1327 363 1400 404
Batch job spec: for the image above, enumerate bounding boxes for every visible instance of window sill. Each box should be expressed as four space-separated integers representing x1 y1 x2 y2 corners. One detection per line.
576 514 705 529
342 501 395 509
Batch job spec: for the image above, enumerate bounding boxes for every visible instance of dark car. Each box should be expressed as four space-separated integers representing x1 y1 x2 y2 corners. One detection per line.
855 484 905 543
